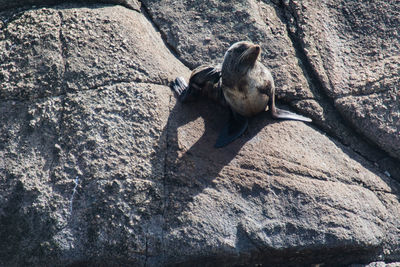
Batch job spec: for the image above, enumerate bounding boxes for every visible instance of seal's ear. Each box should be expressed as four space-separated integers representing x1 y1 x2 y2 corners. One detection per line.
215 109 248 148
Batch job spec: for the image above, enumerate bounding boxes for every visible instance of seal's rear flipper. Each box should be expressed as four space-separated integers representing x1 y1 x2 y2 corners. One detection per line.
171 77 188 95
170 77 190 102
271 107 312 122
215 110 248 148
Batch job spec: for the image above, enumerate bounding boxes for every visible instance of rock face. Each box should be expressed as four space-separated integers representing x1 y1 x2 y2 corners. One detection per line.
0 1 399 266
281 0 400 163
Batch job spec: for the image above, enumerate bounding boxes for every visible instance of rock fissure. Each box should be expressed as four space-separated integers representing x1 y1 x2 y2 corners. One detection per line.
275 0 400 181
57 10 75 218
335 88 395 100
144 233 149 267
138 0 192 71
160 94 172 266
107 1 142 13
273 0 350 128
256 155 391 194
290 97 316 102
68 176 79 214
274 164 394 196
0 79 167 104
0 9 27 26
57 11 67 82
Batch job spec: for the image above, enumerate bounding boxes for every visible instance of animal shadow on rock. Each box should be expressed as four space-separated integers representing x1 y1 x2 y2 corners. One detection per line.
159 95 280 212
156 95 400 266
157 90 400 223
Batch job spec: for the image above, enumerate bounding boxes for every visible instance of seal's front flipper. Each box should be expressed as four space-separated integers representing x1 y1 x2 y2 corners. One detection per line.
271 107 312 122
190 66 221 86
215 110 248 148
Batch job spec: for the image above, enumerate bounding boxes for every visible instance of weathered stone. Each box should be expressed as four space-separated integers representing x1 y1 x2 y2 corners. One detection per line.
282 0 400 160
0 8 64 100
0 4 186 266
1 1 400 266
140 0 400 180
163 99 400 265
335 90 400 162
0 4 186 101
0 82 170 266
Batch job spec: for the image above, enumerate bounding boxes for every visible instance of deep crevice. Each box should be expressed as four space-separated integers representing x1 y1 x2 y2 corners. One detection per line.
273 0 400 181
160 94 172 266
144 234 149 267
138 0 192 71
275 0 348 123
58 10 67 85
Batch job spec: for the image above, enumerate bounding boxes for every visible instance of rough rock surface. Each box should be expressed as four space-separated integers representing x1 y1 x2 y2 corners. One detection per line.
0 4 187 266
0 1 400 266
282 0 400 160
140 0 400 183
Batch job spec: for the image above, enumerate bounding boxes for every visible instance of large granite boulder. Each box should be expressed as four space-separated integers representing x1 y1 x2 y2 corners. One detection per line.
0 1 399 266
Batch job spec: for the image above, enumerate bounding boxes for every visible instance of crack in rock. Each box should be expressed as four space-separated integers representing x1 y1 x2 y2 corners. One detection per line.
0 79 168 105
138 0 192 70
274 0 400 181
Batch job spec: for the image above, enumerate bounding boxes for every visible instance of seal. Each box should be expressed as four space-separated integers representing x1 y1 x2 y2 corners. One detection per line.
171 41 312 148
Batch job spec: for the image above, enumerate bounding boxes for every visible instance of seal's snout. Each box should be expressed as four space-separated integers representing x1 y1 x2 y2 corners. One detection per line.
254 45 261 56
251 45 261 59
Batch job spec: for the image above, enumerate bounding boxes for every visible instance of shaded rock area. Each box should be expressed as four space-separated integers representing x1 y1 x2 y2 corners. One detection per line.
0 1 399 267
0 0 141 12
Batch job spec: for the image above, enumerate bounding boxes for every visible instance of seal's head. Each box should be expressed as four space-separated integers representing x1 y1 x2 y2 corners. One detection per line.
221 41 261 85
